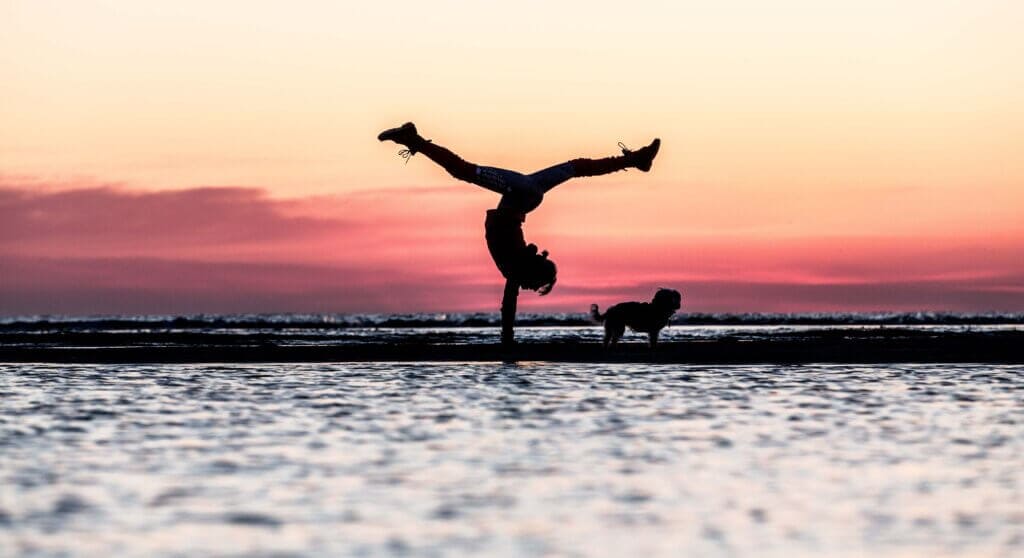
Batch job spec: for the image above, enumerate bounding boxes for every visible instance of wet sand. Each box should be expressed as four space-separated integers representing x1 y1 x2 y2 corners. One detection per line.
2 329 1022 363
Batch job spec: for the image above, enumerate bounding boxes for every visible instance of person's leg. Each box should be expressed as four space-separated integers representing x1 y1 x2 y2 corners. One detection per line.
527 162 576 194
378 122 477 182
476 166 530 197
506 137 662 207
379 122 545 211
529 138 662 194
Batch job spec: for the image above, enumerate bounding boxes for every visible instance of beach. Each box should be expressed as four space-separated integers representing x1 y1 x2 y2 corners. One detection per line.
2 315 1023 556
6 1 1022 555
2 314 1023 364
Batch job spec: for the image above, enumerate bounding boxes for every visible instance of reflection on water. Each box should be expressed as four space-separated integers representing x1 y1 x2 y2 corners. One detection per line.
1 363 1021 556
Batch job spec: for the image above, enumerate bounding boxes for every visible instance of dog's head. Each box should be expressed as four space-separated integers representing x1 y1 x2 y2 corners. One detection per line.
652 288 682 313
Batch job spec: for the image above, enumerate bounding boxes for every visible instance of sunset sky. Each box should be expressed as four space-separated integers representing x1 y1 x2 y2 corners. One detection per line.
2 1 1023 314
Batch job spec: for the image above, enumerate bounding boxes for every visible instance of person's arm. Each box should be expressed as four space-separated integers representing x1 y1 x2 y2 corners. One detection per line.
500 278 519 346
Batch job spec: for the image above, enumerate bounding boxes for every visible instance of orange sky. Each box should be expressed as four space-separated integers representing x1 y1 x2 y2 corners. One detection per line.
2 1 1023 314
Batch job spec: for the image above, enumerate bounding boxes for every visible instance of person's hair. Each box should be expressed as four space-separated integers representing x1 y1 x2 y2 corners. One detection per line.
518 248 557 296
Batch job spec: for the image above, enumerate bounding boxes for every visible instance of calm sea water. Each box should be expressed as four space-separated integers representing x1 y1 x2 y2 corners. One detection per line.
1 363 1021 557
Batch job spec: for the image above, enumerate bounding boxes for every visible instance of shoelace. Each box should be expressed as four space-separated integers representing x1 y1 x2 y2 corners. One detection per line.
618 142 632 171
397 140 431 164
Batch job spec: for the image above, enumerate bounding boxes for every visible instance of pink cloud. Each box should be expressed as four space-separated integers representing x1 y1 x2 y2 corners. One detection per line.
0 184 351 259
0 256 501 315
2 178 1022 315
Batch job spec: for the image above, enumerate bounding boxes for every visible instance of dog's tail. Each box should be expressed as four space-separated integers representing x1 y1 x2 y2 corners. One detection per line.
590 304 605 323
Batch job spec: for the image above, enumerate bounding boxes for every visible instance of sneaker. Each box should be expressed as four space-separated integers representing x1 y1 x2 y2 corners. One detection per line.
621 138 661 172
378 122 419 146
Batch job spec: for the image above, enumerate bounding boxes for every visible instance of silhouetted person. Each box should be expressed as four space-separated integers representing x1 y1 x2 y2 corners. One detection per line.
378 122 660 346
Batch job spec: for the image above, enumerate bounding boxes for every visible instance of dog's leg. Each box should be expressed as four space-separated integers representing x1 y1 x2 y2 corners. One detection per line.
648 330 660 349
609 324 625 347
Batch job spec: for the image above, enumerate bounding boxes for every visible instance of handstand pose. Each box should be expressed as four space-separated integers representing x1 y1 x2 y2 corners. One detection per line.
378 122 660 346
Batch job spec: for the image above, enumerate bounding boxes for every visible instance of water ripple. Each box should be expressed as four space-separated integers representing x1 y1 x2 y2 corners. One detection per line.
1 363 1022 556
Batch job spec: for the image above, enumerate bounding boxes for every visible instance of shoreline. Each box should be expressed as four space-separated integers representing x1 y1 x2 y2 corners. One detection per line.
2 330 1022 364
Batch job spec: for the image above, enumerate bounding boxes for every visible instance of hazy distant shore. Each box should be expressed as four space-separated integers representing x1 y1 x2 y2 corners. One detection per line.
3 329 1021 364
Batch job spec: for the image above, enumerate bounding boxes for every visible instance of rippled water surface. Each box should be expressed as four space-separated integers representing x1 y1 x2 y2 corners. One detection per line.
1 363 1022 557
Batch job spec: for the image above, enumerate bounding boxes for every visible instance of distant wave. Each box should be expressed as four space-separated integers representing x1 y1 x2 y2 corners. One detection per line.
2 311 1023 332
